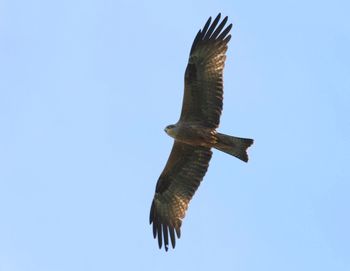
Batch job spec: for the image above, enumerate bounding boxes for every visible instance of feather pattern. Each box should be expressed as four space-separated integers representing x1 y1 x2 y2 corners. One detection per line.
181 13 232 128
150 142 212 251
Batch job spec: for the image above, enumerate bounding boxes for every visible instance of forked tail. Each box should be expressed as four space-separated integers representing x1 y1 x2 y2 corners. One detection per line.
214 133 254 162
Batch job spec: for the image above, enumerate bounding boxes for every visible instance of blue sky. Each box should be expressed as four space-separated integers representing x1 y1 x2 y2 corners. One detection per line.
0 0 349 270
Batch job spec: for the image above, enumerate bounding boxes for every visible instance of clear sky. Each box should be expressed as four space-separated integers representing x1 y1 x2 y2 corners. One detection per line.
0 0 349 270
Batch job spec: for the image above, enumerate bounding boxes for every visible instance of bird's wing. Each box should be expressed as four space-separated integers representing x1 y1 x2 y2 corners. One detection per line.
150 141 212 251
180 13 232 128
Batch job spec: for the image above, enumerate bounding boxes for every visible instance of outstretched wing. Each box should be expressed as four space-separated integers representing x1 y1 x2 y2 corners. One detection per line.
180 13 232 128
150 142 212 251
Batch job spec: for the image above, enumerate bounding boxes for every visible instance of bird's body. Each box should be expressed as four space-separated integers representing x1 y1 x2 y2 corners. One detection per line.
150 14 253 251
165 122 217 147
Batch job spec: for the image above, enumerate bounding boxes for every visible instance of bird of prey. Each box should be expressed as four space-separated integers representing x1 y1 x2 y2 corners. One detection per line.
149 13 253 251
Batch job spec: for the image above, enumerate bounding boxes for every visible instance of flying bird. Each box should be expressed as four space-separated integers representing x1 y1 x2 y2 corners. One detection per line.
149 13 253 251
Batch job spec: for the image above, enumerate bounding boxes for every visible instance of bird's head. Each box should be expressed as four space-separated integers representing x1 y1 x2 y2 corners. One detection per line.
164 124 177 138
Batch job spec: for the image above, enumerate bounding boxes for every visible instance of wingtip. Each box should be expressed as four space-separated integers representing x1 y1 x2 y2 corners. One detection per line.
175 227 181 238
224 34 232 43
213 13 221 23
152 225 157 239
206 16 212 25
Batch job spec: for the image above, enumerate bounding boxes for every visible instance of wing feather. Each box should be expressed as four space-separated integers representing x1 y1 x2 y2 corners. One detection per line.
180 14 232 128
203 13 221 40
210 16 228 39
150 142 212 250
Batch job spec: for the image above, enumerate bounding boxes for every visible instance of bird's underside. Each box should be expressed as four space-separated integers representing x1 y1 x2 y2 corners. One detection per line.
169 122 218 147
149 13 254 251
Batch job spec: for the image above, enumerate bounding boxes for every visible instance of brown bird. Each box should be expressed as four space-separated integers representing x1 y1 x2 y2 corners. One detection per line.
149 13 253 251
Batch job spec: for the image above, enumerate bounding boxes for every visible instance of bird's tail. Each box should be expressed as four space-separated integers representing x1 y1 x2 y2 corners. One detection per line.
214 133 254 162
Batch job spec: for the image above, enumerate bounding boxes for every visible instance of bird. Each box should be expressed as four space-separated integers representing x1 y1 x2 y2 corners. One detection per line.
149 13 253 251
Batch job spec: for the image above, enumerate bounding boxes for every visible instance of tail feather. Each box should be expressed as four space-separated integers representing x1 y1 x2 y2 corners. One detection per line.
214 133 253 162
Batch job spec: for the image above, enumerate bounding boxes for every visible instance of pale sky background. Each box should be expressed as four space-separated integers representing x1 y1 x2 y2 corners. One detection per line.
0 0 349 270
